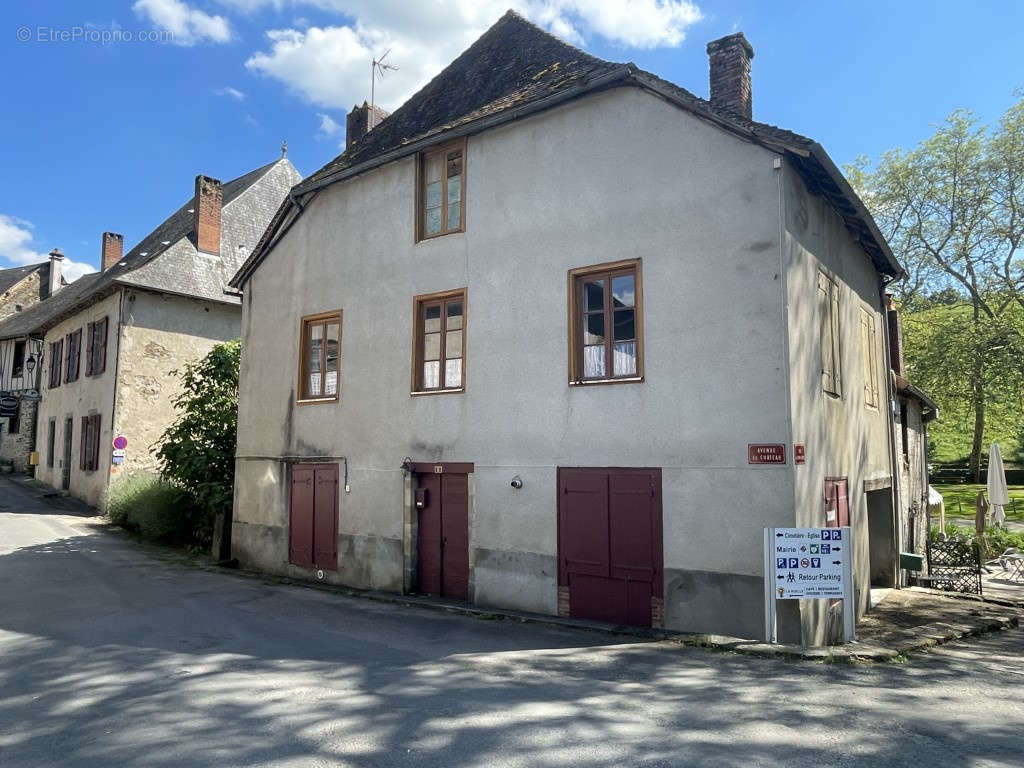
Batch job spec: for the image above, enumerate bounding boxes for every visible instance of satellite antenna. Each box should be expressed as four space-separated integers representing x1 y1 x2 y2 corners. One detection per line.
370 49 398 130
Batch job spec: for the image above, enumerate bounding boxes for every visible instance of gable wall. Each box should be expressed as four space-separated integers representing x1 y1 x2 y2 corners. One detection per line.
0 271 43 322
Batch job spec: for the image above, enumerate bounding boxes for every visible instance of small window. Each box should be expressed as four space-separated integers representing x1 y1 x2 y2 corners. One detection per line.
568 260 643 384
819 272 842 396
824 477 849 527
65 329 82 384
47 419 56 468
86 317 109 377
859 307 879 408
49 339 63 389
12 340 26 378
298 311 341 402
417 140 465 240
8 412 19 435
412 289 466 393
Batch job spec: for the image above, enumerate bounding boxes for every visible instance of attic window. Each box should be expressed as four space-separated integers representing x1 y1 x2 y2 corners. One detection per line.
417 139 466 241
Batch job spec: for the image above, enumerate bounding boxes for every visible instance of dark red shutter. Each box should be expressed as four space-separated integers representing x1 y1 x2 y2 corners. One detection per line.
289 466 315 567
313 466 338 569
91 414 102 471
558 470 610 581
440 473 469 601
85 322 94 376
99 317 108 374
416 474 443 596
79 416 88 470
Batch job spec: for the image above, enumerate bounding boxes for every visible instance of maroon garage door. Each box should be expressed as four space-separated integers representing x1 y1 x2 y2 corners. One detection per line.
289 463 338 570
558 467 663 627
414 463 471 601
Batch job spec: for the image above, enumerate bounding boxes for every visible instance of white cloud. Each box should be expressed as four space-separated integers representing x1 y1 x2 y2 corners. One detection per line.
133 0 232 46
215 85 246 100
0 215 95 281
317 112 343 138
243 1 702 110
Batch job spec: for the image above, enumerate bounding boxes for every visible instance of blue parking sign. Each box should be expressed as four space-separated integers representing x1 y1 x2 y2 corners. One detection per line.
777 558 787 569
832 530 842 540
788 558 799 568
821 529 832 540
821 543 831 554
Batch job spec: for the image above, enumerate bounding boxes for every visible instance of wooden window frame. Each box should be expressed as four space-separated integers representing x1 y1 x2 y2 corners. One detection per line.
297 310 342 404
567 259 644 385
12 340 25 378
80 413 101 472
819 272 842 397
85 317 108 377
49 339 63 389
415 138 467 242
411 288 467 395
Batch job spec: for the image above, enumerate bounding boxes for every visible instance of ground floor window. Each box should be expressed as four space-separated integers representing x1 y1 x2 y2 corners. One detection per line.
80 413 101 472
824 477 849 527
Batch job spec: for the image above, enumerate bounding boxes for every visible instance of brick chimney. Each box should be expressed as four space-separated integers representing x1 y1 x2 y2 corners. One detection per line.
47 248 64 296
346 101 389 150
707 32 755 120
885 293 904 375
101 232 124 272
193 175 223 255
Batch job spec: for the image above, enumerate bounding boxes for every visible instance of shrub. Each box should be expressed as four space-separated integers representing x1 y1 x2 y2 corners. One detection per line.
105 473 199 544
929 523 1024 558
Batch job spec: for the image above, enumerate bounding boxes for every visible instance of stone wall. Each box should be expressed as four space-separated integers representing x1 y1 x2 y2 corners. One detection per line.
0 271 44 322
0 397 38 472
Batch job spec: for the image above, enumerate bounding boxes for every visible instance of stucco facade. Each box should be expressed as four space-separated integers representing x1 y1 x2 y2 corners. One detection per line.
231 84 900 643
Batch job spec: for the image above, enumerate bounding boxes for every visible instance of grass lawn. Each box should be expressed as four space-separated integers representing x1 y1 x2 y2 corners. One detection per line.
933 483 1024 522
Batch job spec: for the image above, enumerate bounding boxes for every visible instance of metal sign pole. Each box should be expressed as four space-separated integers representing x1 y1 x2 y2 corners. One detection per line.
842 525 855 643
763 528 777 643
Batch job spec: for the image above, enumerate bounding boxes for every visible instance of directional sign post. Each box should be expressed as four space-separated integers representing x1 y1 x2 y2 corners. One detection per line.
763 526 855 644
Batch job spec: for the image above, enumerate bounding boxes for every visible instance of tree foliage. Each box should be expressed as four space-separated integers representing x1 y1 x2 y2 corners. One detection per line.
848 97 1024 477
156 340 240 525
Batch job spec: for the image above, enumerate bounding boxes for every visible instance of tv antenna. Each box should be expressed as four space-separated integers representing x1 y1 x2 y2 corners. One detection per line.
370 49 398 129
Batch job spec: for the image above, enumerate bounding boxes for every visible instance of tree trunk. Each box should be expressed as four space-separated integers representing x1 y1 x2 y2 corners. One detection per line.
969 309 986 483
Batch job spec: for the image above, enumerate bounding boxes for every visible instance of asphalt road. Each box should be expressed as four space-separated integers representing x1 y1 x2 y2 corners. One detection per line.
1 480 1022 767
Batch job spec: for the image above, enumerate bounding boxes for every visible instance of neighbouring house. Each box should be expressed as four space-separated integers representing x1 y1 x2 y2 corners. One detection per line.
884 294 938 583
3 155 299 505
0 250 67 470
0 251 66 321
228 12 908 644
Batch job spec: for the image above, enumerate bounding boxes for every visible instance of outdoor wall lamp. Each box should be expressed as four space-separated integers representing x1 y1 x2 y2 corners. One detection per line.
400 457 414 474
510 475 523 490
24 355 36 375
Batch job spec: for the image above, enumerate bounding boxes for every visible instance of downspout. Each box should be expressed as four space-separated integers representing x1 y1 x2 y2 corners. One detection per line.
878 276 902 587
107 288 127 499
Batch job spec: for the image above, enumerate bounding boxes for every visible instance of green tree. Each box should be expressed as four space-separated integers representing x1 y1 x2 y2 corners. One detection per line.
156 340 240 544
848 98 1024 479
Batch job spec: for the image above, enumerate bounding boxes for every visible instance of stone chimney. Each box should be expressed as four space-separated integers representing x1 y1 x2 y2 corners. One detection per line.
193 175 223 255
885 293 904 375
707 32 755 120
47 248 64 296
101 232 124 272
346 101 389 150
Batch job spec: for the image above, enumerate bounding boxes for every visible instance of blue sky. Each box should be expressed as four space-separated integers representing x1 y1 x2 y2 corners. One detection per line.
2 1 1022 279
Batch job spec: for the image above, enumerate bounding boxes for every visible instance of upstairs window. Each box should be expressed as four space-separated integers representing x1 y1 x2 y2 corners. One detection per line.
299 311 341 402
568 260 644 384
49 339 63 389
65 329 82 384
417 140 465 240
818 272 842 396
86 317 109 376
12 340 25 378
412 289 466 393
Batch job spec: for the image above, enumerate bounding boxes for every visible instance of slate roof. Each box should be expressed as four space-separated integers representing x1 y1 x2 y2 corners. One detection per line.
0 157 300 341
232 10 902 287
0 262 58 299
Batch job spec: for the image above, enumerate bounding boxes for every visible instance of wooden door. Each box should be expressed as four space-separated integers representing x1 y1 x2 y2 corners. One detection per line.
825 478 850 527
289 463 338 570
558 467 663 627
61 417 72 490
415 467 470 601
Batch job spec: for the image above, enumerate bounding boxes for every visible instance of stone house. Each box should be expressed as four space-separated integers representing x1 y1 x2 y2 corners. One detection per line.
228 12 908 644
23 156 299 506
0 251 67 470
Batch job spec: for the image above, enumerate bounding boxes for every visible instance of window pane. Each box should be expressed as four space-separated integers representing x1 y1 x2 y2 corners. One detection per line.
614 342 637 376
447 175 461 203
423 361 440 389
446 151 462 178
612 274 635 308
324 322 340 396
446 301 463 329
426 180 442 209
613 309 635 341
446 201 461 230
424 332 441 360
583 345 606 378
424 305 441 333
585 312 605 344
446 330 462 359
445 358 462 388
425 206 442 235
308 323 323 374
584 280 604 312
425 153 442 183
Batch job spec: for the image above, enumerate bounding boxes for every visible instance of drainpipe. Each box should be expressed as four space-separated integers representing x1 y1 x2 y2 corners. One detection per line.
878 276 902 587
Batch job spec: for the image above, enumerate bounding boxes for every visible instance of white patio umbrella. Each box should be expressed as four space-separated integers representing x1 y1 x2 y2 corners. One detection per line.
928 485 946 531
988 443 1010 527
